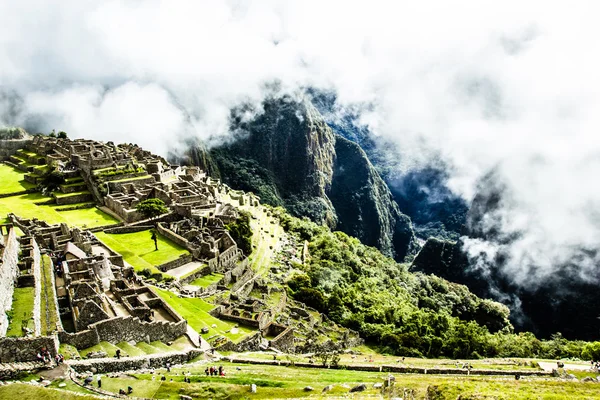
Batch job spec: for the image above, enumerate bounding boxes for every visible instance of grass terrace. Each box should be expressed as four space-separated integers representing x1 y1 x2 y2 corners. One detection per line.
40 255 59 335
95 230 188 275
154 287 255 342
0 384 98 400
74 361 600 400
189 273 223 288
0 192 117 228
0 164 36 194
6 286 35 337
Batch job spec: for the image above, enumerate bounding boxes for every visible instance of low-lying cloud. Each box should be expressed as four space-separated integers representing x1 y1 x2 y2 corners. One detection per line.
2 0 600 289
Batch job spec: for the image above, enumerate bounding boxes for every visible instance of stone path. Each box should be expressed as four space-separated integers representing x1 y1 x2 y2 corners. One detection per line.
186 325 211 351
167 261 203 279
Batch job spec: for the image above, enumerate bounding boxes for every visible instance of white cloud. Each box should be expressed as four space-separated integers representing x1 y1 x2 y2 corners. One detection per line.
2 0 600 287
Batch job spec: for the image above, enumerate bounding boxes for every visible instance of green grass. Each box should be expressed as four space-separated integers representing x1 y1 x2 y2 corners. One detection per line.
93 362 600 400
40 255 59 335
94 376 163 398
135 342 165 355
0 192 117 228
116 341 147 357
153 287 255 342
59 343 81 360
189 273 223 288
0 164 36 194
6 286 35 337
242 204 283 276
79 341 121 358
53 190 91 198
109 174 152 183
95 230 188 275
0 384 98 400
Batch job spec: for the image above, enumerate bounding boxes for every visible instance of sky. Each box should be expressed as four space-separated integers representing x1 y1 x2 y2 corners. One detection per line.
2 0 600 289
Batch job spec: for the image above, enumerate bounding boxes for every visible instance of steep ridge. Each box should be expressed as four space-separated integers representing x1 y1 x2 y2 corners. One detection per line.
181 96 417 260
411 176 600 340
330 136 416 258
310 91 468 241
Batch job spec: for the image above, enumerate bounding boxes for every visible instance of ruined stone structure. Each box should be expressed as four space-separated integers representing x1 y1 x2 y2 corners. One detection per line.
7 215 188 351
0 134 365 362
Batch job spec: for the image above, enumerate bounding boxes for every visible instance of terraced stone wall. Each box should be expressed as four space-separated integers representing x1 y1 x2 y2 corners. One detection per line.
0 228 20 336
0 335 58 363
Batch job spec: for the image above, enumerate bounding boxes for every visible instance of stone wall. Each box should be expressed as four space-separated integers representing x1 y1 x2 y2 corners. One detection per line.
0 140 31 160
221 357 553 377
231 268 255 293
45 255 63 332
59 316 187 349
107 176 156 193
31 239 42 336
0 335 58 363
269 327 295 353
54 192 94 205
0 228 20 336
103 225 153 234
156 223 192 251
217 313 260 328
156 254 194 273
68 349 204 374
59 329 99 350
179 265 212 285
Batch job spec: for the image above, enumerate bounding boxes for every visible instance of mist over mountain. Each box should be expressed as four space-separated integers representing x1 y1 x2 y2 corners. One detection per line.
177 96 418 261
310 90 469 242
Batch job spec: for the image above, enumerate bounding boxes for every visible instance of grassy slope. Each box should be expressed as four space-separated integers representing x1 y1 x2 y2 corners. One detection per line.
0 164 35 194
94 230 188 274
0 384 99 400
40 255 59 335
153 287 255 342
6 286 35 336
189 273 223 288
87 361 600 400
0 192 116 228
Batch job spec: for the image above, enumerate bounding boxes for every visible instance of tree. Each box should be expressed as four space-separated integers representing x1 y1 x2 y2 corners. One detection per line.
57 131 68 139
136 198 169 223
225 210 253 255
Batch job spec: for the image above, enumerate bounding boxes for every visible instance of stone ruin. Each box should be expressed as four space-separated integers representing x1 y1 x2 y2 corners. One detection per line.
5 215 188 353
0 134 362 361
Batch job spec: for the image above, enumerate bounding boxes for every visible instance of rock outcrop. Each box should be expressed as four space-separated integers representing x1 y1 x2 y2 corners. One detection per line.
183 96 417 260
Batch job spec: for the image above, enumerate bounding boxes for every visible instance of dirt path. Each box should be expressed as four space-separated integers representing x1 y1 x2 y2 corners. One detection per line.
538 361 593 372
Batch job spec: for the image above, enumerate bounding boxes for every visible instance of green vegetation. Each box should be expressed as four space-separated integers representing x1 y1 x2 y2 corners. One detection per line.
211 151 283 206
93 361 600 399
40 255 59 335
116 341 147 357
0 192 117 228
58 343 80 360
190 273 223 288
225 210 253 255
0 384 97 400
272 207 596 360
6 286 35 337
0 164 36 194
78 341 122 358
136 198 169 222
95 230 188 275
154 287 255 342
38 165 65 193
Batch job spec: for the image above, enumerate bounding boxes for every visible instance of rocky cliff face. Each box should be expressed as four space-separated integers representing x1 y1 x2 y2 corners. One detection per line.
331 136 416 258
182 96 417 260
